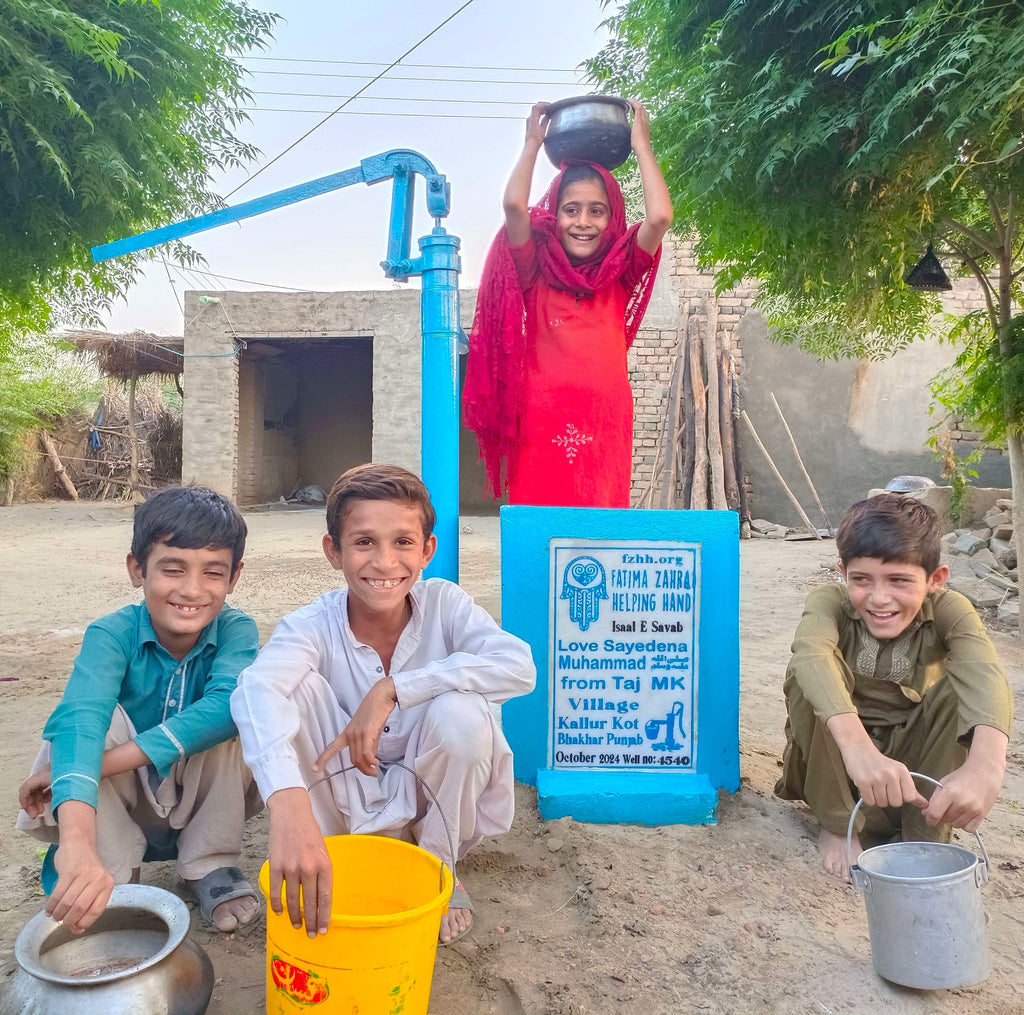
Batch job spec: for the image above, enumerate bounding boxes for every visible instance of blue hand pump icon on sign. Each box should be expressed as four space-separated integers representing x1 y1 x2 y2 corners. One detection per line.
645 702 686 751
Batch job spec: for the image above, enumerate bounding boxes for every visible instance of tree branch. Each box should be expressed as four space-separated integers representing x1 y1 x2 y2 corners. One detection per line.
940 217 1001 259
985 185 1006 246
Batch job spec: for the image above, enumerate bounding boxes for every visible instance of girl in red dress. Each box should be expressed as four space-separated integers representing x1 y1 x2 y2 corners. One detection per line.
463 101 673 507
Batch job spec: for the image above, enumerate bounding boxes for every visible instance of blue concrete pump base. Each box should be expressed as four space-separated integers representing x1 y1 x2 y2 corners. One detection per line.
537 769 718 825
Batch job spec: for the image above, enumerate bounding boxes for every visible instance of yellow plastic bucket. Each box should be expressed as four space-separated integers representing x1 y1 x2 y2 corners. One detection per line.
259 834 453 1014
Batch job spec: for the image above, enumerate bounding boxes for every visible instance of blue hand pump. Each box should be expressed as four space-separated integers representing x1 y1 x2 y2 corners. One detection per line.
92 150 462 580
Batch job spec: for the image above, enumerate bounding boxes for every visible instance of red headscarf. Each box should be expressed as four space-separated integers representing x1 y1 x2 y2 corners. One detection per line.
463 160 662 497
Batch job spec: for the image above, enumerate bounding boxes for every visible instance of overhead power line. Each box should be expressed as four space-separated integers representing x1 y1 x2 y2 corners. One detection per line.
251 70 581 86
166 263 318 292
224 0 479 200
250 108 522 119
247 57 579 73
252 91 567 106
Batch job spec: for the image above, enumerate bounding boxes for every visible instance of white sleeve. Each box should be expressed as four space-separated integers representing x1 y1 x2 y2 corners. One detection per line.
392 584 536 709
229 609 326 800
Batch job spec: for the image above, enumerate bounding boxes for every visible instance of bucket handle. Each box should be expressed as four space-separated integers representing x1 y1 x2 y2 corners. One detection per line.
308 760 457 897
846 771 990 891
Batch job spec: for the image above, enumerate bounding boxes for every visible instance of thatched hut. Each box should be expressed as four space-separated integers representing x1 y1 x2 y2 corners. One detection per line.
67 330 184 492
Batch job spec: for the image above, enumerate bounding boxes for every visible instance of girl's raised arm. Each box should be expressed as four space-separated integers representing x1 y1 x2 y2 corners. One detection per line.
503 102 549 247
631 101 673 255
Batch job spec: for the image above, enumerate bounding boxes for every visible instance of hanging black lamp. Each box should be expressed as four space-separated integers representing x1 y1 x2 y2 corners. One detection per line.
904 243 952 291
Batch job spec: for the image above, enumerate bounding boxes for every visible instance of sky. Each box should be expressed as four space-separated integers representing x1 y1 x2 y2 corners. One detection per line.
102 0 612 335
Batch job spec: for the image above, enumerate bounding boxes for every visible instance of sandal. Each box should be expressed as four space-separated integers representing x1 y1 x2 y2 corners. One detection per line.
439 879 474 946
189 866 260 929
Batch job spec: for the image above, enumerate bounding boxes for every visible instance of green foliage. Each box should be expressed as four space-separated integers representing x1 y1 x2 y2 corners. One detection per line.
0 0 278 340
0 335 102 481
929 427 981 527
590 0 1024 360
930 314 1024 444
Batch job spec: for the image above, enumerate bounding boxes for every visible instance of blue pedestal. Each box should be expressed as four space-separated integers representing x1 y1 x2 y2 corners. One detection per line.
501 505 739 825
537 769 718 825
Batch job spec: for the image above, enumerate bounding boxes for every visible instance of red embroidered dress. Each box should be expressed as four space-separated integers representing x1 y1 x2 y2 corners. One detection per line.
463 162 661 507
507 237 652 506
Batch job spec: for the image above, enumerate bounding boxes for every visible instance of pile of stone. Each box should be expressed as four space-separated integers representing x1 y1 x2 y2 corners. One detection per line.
943 498 1019 626
748 518 832 540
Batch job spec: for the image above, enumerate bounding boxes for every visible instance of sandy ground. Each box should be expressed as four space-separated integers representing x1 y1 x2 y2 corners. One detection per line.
0 502 1022 1014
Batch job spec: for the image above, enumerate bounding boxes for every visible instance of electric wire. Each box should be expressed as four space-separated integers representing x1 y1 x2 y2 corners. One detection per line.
166 266 318 292
251 70 582 86
224 0 479 201
247 57 578 72
249 109 523 119
253 91 552 106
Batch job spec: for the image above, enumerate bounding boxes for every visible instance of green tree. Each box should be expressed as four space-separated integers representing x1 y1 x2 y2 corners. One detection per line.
592 0 1024 611
0 0 277 341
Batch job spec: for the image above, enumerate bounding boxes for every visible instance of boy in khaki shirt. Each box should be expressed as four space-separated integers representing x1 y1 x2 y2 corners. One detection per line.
776 494 1013 879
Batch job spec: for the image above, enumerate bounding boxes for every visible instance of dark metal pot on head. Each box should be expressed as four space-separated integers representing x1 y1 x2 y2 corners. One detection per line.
4 884 214 1015
543 95 633 170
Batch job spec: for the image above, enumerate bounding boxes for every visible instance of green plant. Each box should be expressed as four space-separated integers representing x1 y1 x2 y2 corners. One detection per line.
0 334 101 482
930 427 981 527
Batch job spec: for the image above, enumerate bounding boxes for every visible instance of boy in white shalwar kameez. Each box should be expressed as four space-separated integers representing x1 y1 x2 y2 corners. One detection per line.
230 464 535 944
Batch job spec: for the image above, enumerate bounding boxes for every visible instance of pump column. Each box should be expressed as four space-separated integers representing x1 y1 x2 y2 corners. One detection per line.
418 225 462 581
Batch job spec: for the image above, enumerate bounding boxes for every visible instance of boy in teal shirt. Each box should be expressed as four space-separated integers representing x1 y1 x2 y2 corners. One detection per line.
17 486 262 932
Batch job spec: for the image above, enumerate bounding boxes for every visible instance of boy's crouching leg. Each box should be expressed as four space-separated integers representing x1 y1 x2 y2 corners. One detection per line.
170 738 263 931
411 691 508 944
170 738 263 880
775 676 863 880
17 706 152 883
413 691 502 863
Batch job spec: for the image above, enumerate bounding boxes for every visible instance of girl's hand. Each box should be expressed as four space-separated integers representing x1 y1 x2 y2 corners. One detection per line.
629 99 653 153
525 102 550 147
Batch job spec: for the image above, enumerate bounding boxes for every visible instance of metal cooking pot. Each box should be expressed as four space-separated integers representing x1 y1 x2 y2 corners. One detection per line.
3 884 214 1015
543 95 633 170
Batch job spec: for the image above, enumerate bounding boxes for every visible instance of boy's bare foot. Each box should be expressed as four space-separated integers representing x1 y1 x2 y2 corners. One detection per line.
819 827 859 882
438 881 474 944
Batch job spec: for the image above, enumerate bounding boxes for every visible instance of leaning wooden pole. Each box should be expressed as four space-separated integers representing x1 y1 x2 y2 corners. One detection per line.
719 351 741 512
127 371 140 494
680 313 696 509
740 410 821 538
689 314 709 509
769 392 834 533
39 430 79 501
732 379 750 538
658 334 684 509
703 301 727 510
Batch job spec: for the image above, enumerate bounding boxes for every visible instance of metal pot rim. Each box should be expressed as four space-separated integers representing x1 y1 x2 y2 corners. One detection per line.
545 94 632 117
15 884 191 986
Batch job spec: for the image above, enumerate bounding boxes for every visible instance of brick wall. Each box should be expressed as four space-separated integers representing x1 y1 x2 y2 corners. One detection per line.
628 237 758 504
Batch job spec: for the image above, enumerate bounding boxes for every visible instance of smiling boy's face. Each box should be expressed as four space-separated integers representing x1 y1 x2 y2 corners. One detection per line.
322 498 436 629
841 556 949 640
127 541 240 659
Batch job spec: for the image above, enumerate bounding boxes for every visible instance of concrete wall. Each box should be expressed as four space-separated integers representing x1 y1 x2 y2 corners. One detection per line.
736 312 1004 525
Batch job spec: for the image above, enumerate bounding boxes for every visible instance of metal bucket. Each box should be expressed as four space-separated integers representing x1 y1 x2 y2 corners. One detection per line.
847 772 992 989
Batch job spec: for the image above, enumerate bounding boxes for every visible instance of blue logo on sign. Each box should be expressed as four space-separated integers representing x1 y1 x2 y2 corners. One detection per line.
561 555 608 632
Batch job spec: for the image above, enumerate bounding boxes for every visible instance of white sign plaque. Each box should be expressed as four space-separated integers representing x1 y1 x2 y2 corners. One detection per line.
549 539 700 771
